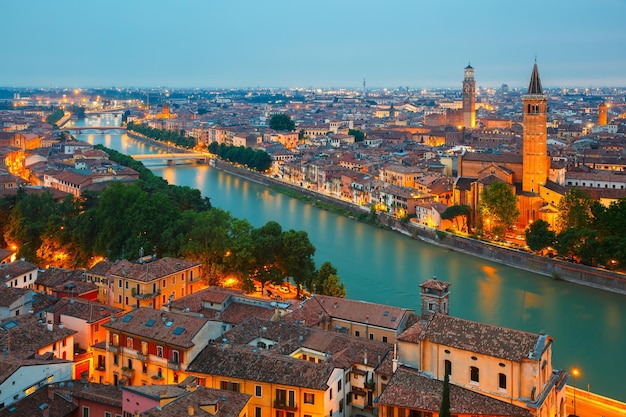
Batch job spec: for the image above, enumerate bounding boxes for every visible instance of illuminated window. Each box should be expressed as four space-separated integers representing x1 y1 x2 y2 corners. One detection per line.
127 338 133 349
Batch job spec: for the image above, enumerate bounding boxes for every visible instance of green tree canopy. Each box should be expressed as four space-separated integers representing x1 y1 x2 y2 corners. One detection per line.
556 188 595 232
269 113 295 131
441 204 471 232
478 181 519 237
525 219 556 252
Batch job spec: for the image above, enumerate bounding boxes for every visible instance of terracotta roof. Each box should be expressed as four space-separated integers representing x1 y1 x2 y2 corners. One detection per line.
107 257 200 283
377 366 531 416
0 287 31 307
53 380 123 408
187 344 334 391
103 307 208 349
36 268 83 289
398 314 548 362
141 386 251 417
303 295 410 330
222 317 392 370
0 260 38 281
461 152 522 164
86 260 115 276
0 314 77 359
49 297 123 323
0 384 77 417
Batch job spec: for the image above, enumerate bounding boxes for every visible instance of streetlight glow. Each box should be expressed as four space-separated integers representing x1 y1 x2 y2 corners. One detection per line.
571 368 580 417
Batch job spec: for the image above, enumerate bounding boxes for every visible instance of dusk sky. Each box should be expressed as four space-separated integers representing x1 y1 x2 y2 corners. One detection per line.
2 0 625 89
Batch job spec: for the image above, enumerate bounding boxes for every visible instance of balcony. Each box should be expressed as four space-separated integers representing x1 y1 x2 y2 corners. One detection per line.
136 352 147 362
131 287 161 300
95 364 106 371
121 367 135 378
273 400 298 411
364 380 375 391
167 361 181 371
107 345 119 353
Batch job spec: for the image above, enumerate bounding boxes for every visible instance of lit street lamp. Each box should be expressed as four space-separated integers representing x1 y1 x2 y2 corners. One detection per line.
571 368 580 417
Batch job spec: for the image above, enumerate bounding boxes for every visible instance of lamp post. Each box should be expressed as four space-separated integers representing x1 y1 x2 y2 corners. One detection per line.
572 368 579 416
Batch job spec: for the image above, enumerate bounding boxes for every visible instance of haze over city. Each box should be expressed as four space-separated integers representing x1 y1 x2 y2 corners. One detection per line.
2 0 626 89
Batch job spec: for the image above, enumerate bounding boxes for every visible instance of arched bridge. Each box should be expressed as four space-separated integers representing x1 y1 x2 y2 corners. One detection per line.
62 126 127 133
130 152 213 166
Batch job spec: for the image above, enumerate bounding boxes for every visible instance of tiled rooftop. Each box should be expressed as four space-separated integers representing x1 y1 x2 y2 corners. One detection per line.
398 314 546 362
377 366 531 416
141 386 251 417
49 297 123 323
187 344 334 391
103 307 208 349
108 257 200 283
0 314 77 358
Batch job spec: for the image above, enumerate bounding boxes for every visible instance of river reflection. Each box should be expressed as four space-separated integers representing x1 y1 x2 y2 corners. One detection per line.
77 115 626 401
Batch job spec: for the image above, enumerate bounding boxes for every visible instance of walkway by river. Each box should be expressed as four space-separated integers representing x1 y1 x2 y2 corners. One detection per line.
75 114 626 402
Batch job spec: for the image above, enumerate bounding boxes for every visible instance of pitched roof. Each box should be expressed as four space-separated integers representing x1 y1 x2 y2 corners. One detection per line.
107 257 200 283
527 62 543 95
0 314 77 359
0 287 31 307
398 314 548 362
187 344 334 391
103 308 208 349
0 259 38 280
305 294 410 330
49 297 123 323
140 386 251 417
377 366 531 416
0 384 77 417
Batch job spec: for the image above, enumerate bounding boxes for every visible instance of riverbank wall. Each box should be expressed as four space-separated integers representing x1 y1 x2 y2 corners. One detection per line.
213 159 626 295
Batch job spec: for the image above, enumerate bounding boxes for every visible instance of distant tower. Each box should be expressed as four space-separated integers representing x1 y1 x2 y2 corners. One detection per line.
363 75 367 97
462 63 476 128
522 62 549 194
419 277 451 316
598 103 608 125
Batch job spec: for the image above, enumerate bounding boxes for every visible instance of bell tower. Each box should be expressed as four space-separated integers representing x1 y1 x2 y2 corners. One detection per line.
522 62 549 194
462 63 476 129
419 277 450 316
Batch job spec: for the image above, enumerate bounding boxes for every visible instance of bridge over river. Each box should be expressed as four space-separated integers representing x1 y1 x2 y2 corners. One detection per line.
61 126 127 133
130 152 212 165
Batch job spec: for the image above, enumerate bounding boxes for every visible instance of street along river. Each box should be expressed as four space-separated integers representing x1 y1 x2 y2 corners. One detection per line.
76 114 626 401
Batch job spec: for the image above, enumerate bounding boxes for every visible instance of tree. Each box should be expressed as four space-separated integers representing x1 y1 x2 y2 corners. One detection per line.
269 114 295 131
556 188 594 232
278 230 316 297
477 181 519 237
348 129 365 142
251 221 284 290
318 274 346 297
313 262 346 297
525 219 556 252
441 204 471 232
439 371 451 417
179 209 232 285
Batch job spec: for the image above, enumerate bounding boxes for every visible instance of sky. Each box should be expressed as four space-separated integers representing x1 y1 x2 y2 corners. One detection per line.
2 0 626 90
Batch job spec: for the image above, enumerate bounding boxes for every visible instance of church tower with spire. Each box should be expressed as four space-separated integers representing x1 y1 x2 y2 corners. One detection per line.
522 62 549 194
462 63 476 128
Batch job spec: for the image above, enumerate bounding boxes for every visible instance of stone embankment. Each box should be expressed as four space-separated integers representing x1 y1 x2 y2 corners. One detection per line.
213 159 626 296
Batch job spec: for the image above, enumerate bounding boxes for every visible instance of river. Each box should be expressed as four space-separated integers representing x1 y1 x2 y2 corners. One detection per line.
75 114 625 401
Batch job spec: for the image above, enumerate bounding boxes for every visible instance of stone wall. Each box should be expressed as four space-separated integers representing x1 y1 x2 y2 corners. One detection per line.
213 159 626 295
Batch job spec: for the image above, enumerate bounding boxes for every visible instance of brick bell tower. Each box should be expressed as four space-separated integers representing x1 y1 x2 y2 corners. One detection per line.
522 62 549 194
462 63 476 129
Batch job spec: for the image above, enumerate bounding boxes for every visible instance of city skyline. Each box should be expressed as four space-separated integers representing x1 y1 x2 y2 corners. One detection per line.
2 0 626 89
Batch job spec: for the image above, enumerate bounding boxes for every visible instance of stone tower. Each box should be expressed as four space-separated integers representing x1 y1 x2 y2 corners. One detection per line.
419 277 451 316
522 62 549 194
598 103 608 125
462 64 476 129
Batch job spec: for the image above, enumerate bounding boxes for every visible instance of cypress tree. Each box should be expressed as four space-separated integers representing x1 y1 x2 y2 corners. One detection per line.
439 372 451 417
